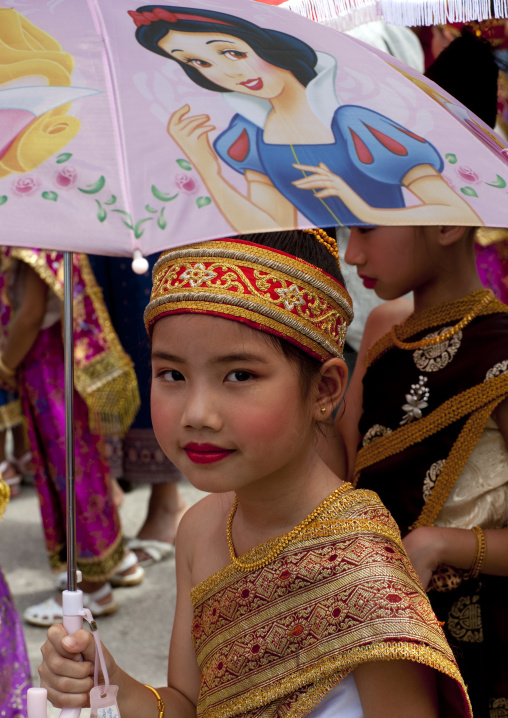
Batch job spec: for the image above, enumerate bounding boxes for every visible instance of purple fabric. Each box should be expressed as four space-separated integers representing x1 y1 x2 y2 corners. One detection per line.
18 322 124 581
0 567 31 717
476 242 508 305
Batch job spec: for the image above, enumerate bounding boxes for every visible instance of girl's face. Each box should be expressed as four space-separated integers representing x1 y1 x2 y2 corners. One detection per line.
345 226 438 301
151 313 316 495
159 30 294 99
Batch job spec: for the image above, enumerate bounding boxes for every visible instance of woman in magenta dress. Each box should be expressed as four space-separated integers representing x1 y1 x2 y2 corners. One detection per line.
0 248 143 625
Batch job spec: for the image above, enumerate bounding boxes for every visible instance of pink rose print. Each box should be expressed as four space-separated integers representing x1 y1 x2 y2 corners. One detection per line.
11 174 40 197
175 173 197 193
456 166 481 184
55 165 78 189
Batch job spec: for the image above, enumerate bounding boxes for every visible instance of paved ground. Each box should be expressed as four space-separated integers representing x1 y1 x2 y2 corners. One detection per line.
1 480 204 717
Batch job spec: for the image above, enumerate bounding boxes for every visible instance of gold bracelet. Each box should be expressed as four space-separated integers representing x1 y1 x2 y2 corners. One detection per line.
144 684 165 718
466 526 487 579
0 355 15 377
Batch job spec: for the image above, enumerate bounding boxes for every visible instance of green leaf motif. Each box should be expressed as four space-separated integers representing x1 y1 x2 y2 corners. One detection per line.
112 209 133 229
104 195 117 206
78 176 106 194
134 218 153 239
151 185 178 202
485 174 506 189
176 159 192 171
42 191 58 202
460 186 478 198
56 153 72 164
0 196 7 206
445 153 457 164
157 207 167 230
196 196 211 208
95 200 107 222
145 204 158 214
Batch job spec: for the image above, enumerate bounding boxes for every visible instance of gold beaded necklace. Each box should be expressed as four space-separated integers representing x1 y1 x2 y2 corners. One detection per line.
227 483 351 572
390 291 494 351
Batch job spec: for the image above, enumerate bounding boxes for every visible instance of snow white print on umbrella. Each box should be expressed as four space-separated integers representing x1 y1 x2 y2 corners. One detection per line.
129 4 487 231
1 0 508 258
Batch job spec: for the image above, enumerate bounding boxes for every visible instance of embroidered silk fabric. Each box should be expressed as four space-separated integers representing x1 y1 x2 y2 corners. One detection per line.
0 566 31 717
355 291 508 717
191 489 471 718
1 248 140 436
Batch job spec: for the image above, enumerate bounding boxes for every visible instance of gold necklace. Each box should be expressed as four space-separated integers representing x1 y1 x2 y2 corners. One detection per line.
390 291 494 351
227 483 351 572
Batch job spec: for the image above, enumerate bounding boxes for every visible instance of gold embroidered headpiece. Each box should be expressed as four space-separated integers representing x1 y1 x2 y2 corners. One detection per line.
144 239 353 361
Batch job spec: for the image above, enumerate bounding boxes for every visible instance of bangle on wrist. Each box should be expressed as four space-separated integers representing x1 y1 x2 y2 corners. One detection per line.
466 525 487 580
0 355 15 377
144 684 165 718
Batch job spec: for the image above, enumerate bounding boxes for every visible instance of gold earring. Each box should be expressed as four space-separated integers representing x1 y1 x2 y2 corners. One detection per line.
321 407 327 415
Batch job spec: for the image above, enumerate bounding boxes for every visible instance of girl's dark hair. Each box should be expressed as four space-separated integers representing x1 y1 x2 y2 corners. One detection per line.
134 5 318 91
425 30 498 128
239 229 347 397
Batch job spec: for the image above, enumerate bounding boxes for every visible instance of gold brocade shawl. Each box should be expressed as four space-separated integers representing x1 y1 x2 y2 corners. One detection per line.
2 248 140 436
191 489 472 718
354 290 508 530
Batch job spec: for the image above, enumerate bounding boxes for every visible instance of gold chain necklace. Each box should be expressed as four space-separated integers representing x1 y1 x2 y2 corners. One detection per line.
390 291 494 351
227 483 351 572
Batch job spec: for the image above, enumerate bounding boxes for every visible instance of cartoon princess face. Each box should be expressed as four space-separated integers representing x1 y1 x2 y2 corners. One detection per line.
157 30 299 100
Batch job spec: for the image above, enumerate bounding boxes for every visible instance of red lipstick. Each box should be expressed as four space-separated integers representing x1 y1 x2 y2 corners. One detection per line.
184 442 235 464
359 275 377 289
239 77 263 91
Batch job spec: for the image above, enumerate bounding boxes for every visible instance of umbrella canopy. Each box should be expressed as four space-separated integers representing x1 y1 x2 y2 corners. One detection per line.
1 0 508 260
278 0 508 30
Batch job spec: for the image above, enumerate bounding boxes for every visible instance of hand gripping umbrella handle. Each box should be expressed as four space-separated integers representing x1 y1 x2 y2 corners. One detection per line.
59 590 85 718
26 591 84 718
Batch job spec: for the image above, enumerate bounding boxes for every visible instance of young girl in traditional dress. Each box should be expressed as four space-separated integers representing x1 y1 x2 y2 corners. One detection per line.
40 230 471 717
336 225 508 717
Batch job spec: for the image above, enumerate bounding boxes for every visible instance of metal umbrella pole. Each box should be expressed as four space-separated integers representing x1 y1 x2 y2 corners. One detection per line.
28 253 84 718
61 251 84 718
64 251 78 593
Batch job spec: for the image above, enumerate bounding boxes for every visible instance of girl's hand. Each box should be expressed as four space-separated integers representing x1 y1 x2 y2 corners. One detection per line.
39 624 114 708
168 104 219 178
402 527 445 590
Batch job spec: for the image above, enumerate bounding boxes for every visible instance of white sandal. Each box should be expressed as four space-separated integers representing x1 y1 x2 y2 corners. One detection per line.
55 551 144 590
24 583 117 627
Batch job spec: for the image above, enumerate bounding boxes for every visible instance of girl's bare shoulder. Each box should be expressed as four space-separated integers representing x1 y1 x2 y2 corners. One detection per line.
176 493 235 579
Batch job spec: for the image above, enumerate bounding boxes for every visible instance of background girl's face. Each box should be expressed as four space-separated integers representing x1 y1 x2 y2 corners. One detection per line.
345 226 438 301
159 30 293 99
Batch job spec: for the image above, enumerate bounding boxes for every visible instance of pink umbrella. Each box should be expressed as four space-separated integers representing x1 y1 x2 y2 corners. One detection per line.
0 1 503 715
1 0 508 265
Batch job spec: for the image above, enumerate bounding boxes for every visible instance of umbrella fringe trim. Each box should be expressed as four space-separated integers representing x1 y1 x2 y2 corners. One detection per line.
281 0 507 25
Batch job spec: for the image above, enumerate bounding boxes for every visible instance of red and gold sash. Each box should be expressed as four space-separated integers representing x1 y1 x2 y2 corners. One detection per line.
191 489 471 718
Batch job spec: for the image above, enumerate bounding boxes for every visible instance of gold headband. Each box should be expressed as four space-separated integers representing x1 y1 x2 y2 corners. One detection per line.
145 239 353 361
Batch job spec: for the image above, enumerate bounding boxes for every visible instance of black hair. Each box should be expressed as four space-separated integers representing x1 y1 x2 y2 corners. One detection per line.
425 30 499 128
133 5 318 92
239 229 347 401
